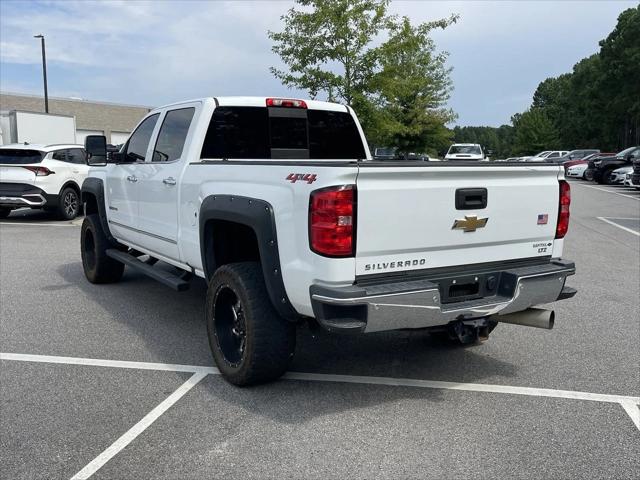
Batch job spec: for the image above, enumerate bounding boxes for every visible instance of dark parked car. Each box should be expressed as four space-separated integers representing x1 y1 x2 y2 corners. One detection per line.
551 149 600 165
564 152 614 172
586 146 640 184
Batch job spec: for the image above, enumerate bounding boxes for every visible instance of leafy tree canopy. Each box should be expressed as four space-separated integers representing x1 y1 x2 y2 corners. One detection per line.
269 0 458 153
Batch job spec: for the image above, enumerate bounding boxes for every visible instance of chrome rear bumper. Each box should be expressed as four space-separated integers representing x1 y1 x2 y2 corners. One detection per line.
310 259 576 333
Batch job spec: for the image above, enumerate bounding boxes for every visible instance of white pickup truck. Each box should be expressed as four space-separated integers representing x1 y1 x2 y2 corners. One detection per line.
81 96 576 385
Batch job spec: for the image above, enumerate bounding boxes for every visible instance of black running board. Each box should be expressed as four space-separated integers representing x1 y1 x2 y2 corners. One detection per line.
106 249 191 291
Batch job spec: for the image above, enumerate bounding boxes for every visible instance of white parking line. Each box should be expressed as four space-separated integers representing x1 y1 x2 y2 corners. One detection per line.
0 352 217 374
577 183 640 200
0 221 78 227
620 400 640 431
597 217 640 237
70 371 208 480
283 371 640 405
2 352 639 435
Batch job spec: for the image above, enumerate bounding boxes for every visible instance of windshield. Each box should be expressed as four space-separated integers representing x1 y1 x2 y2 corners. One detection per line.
0 149 45 164
616 146 637 158
448 145 481 155
534 151 551 157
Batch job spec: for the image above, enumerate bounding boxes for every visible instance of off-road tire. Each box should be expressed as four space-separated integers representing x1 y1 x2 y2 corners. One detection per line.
206 262 295 386
58 186 81 220
81 214 124 283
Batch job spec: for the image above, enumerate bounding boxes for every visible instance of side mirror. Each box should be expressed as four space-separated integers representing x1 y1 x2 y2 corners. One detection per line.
84 135 108 165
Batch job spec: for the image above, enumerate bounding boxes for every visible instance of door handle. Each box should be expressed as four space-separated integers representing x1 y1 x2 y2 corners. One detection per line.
163 177 177 186
127 175 138 183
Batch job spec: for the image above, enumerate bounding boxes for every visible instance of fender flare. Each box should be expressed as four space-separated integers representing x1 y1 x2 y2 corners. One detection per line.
81 177 117 244
199 195 298 321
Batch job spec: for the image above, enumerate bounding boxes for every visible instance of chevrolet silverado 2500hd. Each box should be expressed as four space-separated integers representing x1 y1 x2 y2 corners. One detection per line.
80 97 576 386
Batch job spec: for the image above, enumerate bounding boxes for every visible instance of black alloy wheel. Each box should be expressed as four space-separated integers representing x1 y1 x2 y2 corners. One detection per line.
58 187 80 220
213 285 247 367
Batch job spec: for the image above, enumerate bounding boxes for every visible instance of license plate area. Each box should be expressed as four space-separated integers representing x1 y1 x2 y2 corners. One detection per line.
437 272 501 304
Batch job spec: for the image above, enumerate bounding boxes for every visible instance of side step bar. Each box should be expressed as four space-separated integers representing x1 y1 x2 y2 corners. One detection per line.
106 249 191 292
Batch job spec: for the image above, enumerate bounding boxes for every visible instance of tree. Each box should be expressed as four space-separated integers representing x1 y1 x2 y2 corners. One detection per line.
268 0 458 149
527 6 639 150
269 0 388 105
513 109 560 155
373 16 457 155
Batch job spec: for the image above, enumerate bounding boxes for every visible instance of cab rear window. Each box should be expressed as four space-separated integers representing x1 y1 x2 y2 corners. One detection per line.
201 107 365 160
0 149 45 164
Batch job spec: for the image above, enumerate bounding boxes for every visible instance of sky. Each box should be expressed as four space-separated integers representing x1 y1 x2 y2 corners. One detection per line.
0 0 635 127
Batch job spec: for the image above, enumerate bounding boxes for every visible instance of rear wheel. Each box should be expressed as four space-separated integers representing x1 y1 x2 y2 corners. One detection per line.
0 208 11 219
206 262 295 386
584 169 594 181
58 187 80 220
81 214 124 283
600 168 616 185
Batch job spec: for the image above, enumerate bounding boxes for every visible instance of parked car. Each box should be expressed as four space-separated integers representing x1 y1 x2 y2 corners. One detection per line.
554 149 600 165
610 165 634 185
631 158 640 190
406 152 430 161
588 146 640 184
0 143 88 219
444 143 485 161
566 163 589 179
563 152 614 172
79 96 576 386
527 151 569 162
373 147 397 161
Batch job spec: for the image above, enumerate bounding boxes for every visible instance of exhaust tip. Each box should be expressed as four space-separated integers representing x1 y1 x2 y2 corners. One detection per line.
548 310 555 330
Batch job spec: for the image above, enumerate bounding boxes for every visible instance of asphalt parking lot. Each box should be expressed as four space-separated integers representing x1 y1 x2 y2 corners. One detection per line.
1 181 639 480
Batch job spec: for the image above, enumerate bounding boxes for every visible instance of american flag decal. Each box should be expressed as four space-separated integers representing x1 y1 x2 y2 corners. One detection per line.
537 214 549 225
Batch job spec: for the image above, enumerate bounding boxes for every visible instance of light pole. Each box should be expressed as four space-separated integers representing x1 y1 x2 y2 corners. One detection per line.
33 34 49 113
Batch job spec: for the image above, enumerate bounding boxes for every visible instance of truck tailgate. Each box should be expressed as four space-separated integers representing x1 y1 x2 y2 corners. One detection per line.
355 165 562 277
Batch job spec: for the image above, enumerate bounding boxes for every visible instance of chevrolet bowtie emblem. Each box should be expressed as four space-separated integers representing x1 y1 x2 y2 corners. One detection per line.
452 215 489 232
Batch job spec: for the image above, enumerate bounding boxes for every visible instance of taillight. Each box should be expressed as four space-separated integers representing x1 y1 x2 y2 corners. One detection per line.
309 185 356 257
556 180 571 238
22 166 55 176
266 97 307 109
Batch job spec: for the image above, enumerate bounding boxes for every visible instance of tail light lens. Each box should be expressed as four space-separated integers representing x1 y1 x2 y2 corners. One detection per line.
309 185 356 257
22 166 54 176
556 180 571 238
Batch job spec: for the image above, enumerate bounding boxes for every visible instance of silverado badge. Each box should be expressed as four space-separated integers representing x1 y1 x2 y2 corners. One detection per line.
452 215 489 232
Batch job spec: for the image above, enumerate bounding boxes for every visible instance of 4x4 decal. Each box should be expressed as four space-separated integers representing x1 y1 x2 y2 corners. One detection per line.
286 173 317 184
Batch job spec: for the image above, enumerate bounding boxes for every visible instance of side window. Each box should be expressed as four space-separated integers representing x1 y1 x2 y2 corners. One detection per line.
152 108 195 162
68 149 86 164
308 110 366 159
52 150 69 162
547 152 560 158
124 114 160 162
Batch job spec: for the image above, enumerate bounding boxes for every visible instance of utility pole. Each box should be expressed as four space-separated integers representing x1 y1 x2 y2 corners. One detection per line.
34 34 49 113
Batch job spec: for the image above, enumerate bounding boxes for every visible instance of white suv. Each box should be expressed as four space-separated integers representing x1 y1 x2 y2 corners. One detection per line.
0 143 89 219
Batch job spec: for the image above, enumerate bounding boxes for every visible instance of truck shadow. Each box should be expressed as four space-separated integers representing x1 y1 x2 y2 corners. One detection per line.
59 261 519 424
